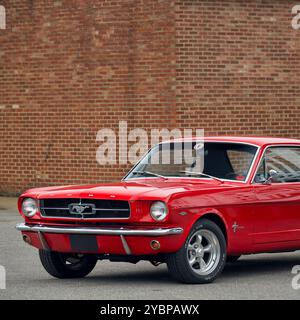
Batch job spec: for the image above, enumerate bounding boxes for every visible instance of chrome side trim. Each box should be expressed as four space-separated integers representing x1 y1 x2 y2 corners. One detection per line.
15 223 184 236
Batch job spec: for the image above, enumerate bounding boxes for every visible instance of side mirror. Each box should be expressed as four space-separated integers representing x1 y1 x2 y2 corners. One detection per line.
264 169 279 184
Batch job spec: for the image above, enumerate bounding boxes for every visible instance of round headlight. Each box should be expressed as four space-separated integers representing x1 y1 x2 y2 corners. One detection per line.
150 201 168 221
22 198 38 217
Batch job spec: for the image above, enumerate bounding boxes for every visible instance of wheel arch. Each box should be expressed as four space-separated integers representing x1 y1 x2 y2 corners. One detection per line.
199 213 228 243
186 210 230 246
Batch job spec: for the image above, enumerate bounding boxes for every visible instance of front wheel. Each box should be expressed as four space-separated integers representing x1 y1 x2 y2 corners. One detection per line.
167 219 227 284
39 250 97 279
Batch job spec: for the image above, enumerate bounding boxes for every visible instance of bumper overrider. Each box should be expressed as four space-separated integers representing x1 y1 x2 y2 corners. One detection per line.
16 223 184 255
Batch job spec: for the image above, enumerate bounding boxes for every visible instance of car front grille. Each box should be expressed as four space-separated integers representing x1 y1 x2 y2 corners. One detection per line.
39 199 130 219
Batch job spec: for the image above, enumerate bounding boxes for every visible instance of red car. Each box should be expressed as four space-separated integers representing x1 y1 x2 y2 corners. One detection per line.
16 136 300 283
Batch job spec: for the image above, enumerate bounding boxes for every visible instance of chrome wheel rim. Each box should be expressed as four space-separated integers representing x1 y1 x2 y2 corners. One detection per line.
187 229 221 276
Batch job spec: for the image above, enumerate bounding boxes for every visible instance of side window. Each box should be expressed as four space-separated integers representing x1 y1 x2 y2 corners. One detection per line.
255 146 300 183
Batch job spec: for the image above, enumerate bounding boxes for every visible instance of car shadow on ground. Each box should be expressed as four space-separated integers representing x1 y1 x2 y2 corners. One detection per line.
33 254 300 285
32 267 173 286
91 255 299 283
79 263 174 285
222 255 299 279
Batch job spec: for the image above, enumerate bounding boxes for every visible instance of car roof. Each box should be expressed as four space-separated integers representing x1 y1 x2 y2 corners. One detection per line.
164 136 300 147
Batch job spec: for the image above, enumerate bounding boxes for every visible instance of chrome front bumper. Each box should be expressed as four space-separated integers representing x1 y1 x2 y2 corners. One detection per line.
15 223 184 236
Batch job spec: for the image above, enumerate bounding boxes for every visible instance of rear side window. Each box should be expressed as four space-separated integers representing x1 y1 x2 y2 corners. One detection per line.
255 146 300 183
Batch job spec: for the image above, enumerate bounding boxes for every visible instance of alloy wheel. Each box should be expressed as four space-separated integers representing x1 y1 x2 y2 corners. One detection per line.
187 229 221 276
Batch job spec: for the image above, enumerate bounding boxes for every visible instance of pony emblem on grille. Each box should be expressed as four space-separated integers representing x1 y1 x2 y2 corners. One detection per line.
68 203 96 217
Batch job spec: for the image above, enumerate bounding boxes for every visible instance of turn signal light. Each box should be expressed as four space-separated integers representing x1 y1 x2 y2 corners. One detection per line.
22 234 32 245
150 240 160 250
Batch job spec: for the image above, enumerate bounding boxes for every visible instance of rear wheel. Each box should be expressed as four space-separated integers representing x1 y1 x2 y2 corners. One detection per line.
39 250 97 279
167 219 227 284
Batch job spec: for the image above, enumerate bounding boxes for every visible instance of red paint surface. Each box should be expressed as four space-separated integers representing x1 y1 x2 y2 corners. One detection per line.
17 137 300 256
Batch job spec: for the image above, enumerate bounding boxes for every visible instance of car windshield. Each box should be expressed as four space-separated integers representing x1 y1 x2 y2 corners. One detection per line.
125 142 258 182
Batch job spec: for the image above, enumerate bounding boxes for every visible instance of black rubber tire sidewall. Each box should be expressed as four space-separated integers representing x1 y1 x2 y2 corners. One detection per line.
167 219 227 284
39 250 97 279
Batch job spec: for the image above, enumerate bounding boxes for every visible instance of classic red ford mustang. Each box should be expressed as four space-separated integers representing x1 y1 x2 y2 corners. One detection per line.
16 136 300 283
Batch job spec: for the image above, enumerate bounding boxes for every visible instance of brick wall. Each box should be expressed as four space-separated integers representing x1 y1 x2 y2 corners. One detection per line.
0 0 299 195
175 1 300 135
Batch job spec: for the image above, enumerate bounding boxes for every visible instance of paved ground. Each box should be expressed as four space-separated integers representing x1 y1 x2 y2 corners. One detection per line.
0 197 299 300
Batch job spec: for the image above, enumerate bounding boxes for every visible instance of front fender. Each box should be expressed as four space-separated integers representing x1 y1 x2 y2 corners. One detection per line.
168 206 233 253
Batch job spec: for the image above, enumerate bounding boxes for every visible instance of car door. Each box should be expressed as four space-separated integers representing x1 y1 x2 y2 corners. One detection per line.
252 145 300 246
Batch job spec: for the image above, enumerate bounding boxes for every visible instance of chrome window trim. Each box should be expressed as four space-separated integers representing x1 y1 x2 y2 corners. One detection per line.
251 144 300 185
39 199 131 220
160 140 261 148
123 141 260 184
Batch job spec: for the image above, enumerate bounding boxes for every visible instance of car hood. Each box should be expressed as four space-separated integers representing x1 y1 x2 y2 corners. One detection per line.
22 178 235 202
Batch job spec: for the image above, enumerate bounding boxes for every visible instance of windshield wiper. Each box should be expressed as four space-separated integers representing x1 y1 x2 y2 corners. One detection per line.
132 171 167 180
181 171 223 183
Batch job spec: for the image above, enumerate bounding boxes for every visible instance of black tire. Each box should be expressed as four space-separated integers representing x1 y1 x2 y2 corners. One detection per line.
226 255 241 263
39 250 97 279
166 219 227 284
